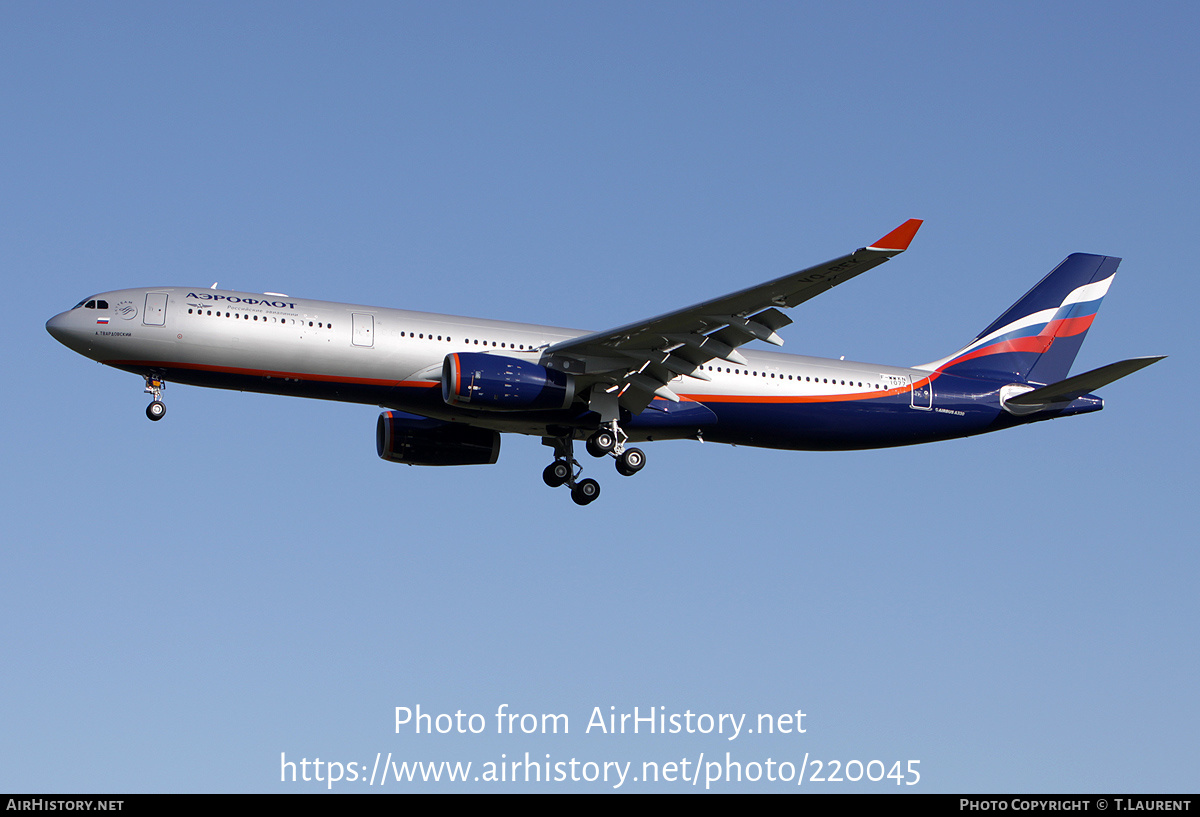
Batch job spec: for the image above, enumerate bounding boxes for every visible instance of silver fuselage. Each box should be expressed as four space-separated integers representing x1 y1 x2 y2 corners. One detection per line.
47 286 947 446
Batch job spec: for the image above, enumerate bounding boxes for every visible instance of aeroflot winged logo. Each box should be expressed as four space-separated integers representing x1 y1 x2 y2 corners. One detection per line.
186 293 298 309
46 220 1164 507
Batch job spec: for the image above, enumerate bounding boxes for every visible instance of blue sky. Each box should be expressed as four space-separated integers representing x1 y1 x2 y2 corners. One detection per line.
3 2 1195 792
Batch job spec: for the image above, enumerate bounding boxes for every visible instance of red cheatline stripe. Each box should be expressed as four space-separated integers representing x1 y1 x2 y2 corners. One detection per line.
112 358 945 407
105 359 438 389
680 375 937 404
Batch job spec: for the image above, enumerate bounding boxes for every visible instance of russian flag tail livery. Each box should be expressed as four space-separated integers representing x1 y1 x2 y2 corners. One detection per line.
922 253 1120 384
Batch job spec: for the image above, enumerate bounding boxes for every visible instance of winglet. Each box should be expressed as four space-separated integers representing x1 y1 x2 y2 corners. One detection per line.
867 219 923 252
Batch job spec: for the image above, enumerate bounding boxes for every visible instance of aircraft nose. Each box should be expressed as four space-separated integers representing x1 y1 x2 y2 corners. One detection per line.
46 310 89 353
46 311 71 343
47 309 99 357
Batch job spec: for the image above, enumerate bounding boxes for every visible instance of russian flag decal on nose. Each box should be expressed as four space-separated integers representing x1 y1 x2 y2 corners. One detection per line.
96 318 109 324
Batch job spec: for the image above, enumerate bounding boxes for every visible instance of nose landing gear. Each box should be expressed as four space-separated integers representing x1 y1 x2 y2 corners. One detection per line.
143 374 166 421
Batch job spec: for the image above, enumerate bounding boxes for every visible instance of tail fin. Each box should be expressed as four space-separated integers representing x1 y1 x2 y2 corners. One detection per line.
920 253 1120 384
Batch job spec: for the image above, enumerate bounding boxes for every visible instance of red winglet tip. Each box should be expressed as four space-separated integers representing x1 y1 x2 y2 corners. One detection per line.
869 218 923 252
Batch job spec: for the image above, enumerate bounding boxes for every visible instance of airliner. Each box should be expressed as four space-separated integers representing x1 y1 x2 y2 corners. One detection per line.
46 220 1162 505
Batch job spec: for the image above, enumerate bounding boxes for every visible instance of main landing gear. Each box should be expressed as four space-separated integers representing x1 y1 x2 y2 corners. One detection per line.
587 420 646 477
543 421 646 506
542 437 598 506
143 374 166 421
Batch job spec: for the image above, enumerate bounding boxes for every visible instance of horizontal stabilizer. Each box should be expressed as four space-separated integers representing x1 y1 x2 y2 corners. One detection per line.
1005 356 1166 407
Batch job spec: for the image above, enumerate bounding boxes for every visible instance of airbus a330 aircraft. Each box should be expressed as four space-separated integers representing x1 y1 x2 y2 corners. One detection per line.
47 220 1163 505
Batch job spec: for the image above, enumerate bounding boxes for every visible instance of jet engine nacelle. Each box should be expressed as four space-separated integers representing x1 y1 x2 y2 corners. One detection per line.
376 411 500 466
442 352 575 411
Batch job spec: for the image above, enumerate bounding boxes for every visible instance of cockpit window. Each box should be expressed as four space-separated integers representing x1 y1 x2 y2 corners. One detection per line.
78 299 109 310
96 300 108 309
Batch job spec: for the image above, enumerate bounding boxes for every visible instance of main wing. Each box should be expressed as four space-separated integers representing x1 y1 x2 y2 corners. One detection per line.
545 219 923 412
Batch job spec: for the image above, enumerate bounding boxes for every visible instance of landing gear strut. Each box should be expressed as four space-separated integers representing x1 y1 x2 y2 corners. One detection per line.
543 421 647 506
143 374 166 421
